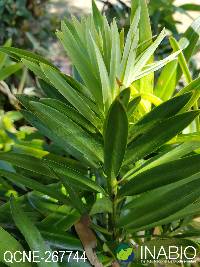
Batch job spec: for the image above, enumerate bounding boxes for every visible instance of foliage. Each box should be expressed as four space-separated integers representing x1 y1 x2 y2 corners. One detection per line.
0 0 54 50
0 1 200 266
99 0 200 78
99 0 200 35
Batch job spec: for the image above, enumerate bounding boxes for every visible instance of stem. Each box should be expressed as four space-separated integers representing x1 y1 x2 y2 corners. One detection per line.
108 177 118 239
111 195 117 239
194 101 200 132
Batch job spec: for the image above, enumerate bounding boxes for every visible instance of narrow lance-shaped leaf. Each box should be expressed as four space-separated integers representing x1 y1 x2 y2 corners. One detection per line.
128 92 193 142
123 29 139 87
119 88 130 109
40 98 97 133
177 16 200 81
154 59 178 100
29 101 103 167
21 109 93 166
154 37 189 100
0 46 56 67
127 96 141 118
39 79 69 103
56 24 103 109
177 76 200 95
133 50 180 82
139 198 200 232
0 147 103 194
40 63 100 127
118 174 200 231
21 58 49 82
0 169 67 203
41 230 83 251
104 99 128 178
92 0 103 29
90 34 112 112
169 36 192 84
120 6 140 80
109 20 121 97
124 140 200 180
0 38 12 70
48 168 86 215
131 0 153 110
179 4 200 11
43 158 105 194
125 111 200 166
10 196 60 267
0 63 23 81
134 92 192 125
119 154 200 196
0 227 31 267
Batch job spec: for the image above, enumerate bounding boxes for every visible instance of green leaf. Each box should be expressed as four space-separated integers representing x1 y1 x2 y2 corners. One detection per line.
131 0 153 111
44 158 105 194
40 98 96 133
40 206 80 231
127 96 141 118
0 169 67 203
57 24 102 108
0 151 104 193
177 76 200 95
104 100 128 178
177 17 200 80
169 37 192 84
0 63 22 80
118 174 200 231
39 79 69 103
120 7 140 82
10 196 60 267
132 93 162 106
119 88 130 108
0 39 12 70
21 58 48 82
102 16 112 71
50 168 85 214
21 110 93 165
29 101 103 167
133 50 180 82
92 0 103 29
40 63 100 127
180 4 200 11
0 47 55 67
64 73 97 104
135 93 192 124
119 154 200 196
125 140 200 179
41 230 83 251
131 0 152 49
128 93 192 142
0 226 31 267
90 197 112 215
109 20 121 97
0 152 53 178
130 197 200 233
123 31 139 87
125 111 200 165
154 60 178 100
90 34 112 112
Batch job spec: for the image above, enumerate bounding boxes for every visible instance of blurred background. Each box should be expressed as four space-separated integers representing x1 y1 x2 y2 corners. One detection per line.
0 0 200 156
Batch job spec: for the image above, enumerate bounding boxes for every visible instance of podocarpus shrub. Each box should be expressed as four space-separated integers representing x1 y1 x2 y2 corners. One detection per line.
0 1 200 266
